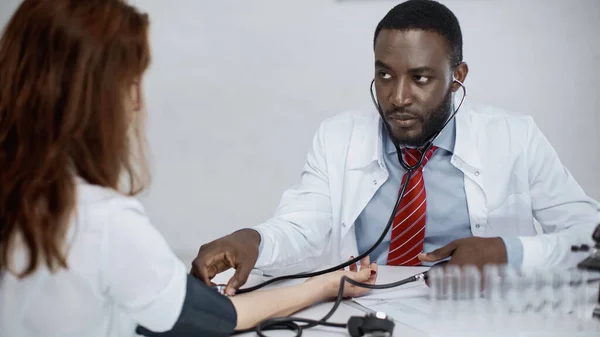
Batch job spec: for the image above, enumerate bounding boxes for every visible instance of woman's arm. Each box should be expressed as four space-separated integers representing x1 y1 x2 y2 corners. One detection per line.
135 257 377 337
231 257 377 330
230 280 327 330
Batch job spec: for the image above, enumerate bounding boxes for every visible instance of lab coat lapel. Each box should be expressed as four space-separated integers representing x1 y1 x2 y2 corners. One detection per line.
452 103 488 233
452 104 483 180
341 116 387 240
342 165 385 238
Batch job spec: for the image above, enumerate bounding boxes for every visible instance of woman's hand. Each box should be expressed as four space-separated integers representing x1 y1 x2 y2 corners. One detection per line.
307 256 378 299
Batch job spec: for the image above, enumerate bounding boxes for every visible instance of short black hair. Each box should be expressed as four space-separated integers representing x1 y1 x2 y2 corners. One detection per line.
374 0 463 68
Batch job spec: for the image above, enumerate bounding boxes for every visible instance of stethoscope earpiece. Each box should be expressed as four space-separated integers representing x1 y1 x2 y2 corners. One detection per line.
453 78 465 91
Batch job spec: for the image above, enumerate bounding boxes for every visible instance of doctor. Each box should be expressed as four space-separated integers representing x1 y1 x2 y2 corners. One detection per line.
192 0 600 296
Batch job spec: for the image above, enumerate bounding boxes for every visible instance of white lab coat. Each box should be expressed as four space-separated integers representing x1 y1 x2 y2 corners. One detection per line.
253 101 600 276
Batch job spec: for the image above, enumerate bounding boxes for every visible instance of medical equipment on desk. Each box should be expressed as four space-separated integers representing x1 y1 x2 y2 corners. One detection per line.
425 265 600 335
421 224 600 335
572 221 600 319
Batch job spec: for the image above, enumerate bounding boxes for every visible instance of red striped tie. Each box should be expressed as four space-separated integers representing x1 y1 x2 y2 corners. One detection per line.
387 146 438 266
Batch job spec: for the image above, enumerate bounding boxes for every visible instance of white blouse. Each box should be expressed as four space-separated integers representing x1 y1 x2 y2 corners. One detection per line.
0 179 187 337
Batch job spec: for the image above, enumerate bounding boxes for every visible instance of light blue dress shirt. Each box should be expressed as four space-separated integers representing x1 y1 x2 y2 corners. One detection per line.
354 117 524 267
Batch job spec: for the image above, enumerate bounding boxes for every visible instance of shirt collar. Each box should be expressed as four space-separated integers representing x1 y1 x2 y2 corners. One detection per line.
347 97 480 171
385 116 456 155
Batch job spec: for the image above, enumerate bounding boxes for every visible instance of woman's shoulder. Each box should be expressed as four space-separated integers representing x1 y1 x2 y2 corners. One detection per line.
76 178 144 211
73 178 148 234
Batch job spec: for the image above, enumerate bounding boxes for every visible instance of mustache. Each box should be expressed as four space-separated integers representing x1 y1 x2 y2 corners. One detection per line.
384 108 423 121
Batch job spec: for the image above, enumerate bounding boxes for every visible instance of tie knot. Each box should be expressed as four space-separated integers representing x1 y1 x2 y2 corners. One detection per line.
402 146 438 167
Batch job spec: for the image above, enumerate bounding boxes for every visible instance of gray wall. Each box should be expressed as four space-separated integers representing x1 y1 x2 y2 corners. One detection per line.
1 0 599 260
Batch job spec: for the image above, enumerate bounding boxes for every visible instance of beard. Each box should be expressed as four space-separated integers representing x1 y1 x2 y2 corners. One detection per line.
383 88 453 148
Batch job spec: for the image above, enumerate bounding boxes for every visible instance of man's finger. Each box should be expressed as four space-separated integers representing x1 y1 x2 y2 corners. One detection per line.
192 262 211 285
190 253 215 284
225 263 253 296
418 242 457 262
212 260 230 276
206 264 220 281
226 269 249 296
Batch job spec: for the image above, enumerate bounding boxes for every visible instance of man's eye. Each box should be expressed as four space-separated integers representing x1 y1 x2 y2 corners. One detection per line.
378 71 392 80
414 76 429 84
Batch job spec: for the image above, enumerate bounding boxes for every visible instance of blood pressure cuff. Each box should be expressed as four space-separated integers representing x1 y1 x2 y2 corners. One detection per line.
135 274 237 337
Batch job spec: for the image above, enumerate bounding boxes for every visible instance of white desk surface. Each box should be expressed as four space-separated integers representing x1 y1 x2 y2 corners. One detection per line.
210 265 600 337
212 266 429 337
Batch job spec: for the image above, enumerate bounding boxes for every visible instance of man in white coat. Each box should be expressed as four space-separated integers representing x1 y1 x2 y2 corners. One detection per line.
192 0 599 296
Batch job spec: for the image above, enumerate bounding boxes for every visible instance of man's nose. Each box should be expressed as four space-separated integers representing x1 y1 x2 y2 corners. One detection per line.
389 78 414 108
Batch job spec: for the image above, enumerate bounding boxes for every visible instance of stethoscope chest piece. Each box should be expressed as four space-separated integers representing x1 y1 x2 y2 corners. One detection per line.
347 311 395 337
212 284 227 295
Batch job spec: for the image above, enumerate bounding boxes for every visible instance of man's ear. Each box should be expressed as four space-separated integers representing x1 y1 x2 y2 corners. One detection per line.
452 62 468 92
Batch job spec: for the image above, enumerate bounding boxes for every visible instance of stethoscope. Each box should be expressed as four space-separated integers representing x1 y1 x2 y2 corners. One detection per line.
231 78 468 337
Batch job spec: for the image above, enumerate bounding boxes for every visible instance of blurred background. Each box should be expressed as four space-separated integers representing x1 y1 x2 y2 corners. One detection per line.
1 0 599 264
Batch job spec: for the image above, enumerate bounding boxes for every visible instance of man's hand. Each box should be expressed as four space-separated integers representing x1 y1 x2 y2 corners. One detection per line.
418 237 508 270
191 229 261 296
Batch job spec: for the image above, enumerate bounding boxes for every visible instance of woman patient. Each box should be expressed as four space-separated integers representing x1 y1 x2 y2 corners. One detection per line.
0 1 377 336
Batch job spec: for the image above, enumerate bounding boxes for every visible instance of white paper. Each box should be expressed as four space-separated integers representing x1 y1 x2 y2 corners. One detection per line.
351 283 434 333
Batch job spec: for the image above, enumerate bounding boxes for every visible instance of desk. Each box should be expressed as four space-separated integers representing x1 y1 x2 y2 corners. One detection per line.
211 266 428 337
211 265 600 337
